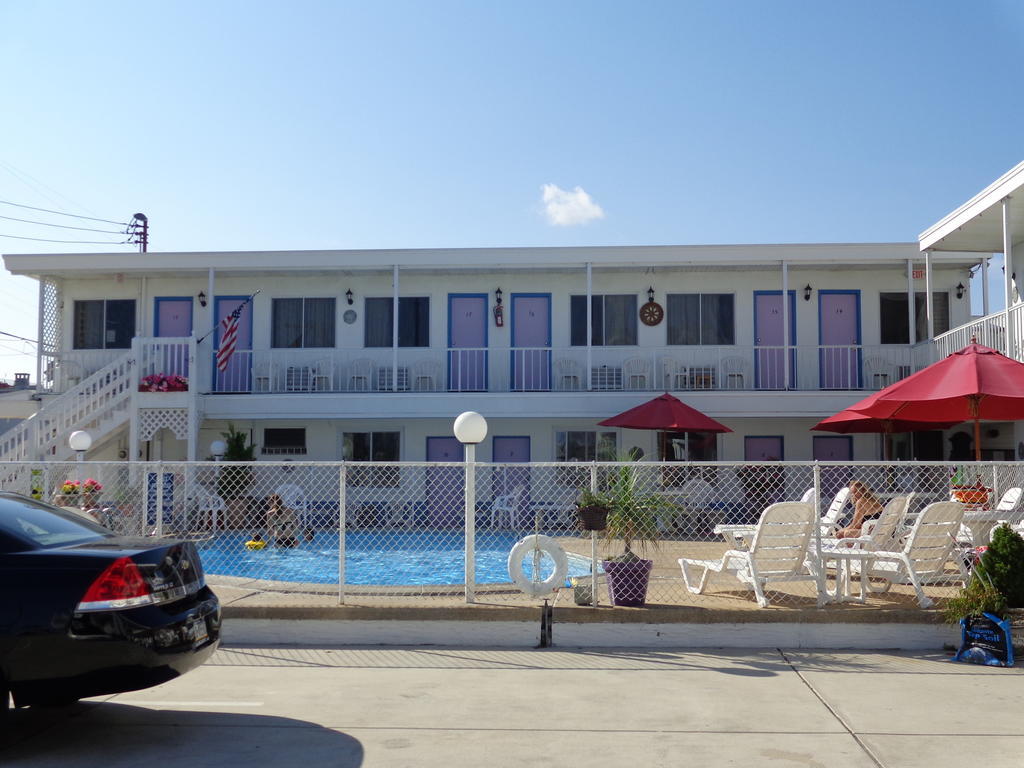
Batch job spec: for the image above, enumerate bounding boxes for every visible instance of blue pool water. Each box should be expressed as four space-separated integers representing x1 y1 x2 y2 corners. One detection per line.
198 530 595 586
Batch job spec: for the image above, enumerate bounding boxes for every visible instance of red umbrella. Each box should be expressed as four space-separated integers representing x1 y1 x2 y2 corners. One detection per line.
811 409 961 459
843 343 1024 461
598 393 732 460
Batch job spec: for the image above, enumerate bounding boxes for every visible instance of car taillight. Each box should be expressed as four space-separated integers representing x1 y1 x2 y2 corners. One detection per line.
76 556 154 612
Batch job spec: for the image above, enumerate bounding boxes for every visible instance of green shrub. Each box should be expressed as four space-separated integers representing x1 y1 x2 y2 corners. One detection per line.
217 424 256 501
980 524 1024 608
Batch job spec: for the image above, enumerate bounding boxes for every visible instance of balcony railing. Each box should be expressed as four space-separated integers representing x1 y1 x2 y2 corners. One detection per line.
56 340 922 395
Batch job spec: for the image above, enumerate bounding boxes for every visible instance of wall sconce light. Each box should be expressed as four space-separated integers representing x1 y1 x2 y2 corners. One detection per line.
647 286 655 302
495 287 503 305
197 291 207 308
346 289 354 305
803 284 812 302
956 282 966 300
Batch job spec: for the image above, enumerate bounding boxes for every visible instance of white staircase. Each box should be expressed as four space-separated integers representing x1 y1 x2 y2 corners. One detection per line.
0 352 135 462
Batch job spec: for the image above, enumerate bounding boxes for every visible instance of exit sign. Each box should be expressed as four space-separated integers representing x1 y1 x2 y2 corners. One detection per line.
912 269 925 279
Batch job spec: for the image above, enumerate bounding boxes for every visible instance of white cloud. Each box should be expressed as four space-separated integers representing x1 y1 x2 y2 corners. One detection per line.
540 183 605 227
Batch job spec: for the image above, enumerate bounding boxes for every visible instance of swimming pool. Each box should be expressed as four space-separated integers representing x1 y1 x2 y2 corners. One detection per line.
197 530 596 586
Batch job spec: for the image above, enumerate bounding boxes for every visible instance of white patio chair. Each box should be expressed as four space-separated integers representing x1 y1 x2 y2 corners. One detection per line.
412 359 441 392
961 486 1024 544
488 485 525 529
274 482 310 527
622 357 651 390
831 500 967 608
659 357 687 390
285 365 314 392
680 501 825 608
347 358 374 391
799 487 815 504
721 356 749 389
555 359 583 391
864 357 894 389
313 358 334 391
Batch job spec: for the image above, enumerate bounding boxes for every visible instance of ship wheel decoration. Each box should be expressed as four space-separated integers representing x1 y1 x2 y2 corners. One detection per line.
639 286 663 326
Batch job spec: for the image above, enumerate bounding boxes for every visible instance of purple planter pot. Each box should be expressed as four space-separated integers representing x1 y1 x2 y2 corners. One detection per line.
602 558 654 607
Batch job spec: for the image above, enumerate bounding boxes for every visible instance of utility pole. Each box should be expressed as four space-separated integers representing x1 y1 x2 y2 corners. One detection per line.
128 212 149 252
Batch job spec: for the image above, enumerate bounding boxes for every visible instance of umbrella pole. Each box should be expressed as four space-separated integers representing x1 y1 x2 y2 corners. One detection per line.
974 418 982 462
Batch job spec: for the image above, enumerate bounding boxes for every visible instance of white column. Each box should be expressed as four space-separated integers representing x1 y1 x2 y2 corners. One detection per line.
586 262 593 391
207 268 216 391
924 250 934 340
781 261 790 389
982 257 990 316
35 279 44 394
1004 197 1015 358
906 259 916 344
392 265 400 391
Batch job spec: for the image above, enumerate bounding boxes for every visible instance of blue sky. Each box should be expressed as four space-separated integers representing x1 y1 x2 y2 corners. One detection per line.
1 1 1022 379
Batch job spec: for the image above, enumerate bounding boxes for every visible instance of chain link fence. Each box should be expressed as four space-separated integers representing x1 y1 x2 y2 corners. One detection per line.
3 459 1022 611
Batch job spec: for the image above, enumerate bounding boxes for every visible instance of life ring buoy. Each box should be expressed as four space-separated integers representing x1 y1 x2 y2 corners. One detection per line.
508 534 568 598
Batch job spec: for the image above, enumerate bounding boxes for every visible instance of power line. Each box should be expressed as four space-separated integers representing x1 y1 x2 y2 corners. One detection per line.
0 198 126 226
0 232 129 245
0 212 125 234
0 331 37 344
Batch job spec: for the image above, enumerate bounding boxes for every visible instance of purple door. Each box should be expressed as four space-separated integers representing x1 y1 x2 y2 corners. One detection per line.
511 294 551 391
744 436 783 461
214 296 253 393
448 295 487 391
154 298 192 378
819 292 860 389
754 292 796 389
813 435 854 507
426 436 464 527
492 436 530 510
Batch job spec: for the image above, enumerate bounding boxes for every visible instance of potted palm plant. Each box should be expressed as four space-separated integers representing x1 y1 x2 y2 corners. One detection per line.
600 460 676 607
217 424 256 529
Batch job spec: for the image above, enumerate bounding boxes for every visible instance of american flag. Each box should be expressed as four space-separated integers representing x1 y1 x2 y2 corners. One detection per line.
215 302 246 372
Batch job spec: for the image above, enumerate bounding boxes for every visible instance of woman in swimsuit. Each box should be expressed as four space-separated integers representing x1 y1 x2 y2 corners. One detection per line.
834 480 884 539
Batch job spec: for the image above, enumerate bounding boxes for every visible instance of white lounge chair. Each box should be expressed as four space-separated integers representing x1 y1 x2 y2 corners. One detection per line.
680 501 825 608
819 486 851 536
827 500 967 608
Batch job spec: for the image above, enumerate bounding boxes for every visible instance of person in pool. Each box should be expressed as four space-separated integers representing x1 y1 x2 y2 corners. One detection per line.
267 493 299 548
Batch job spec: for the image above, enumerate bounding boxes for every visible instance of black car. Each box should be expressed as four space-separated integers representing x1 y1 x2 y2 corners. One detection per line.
0 492 220 718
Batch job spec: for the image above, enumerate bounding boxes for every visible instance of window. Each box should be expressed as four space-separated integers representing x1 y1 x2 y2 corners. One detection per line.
879 292 950 344
343 431 400 485
365 297 429 347
667 294 734 345
555 430 617 462
271 298 335 348
73 299 135 349
263 428 307 455
570 295 637 346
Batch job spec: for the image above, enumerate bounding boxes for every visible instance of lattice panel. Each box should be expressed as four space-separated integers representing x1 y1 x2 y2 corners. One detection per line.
40 277 61 392
139 408 190 441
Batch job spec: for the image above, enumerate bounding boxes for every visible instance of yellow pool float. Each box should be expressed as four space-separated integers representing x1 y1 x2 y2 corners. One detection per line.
244 538 266 550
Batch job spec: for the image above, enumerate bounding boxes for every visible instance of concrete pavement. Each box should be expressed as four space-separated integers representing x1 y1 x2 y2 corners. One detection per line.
3 645 1022 767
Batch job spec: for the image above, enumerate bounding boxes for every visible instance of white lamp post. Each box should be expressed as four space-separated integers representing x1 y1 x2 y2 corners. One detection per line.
454 411 487 603
69 430 92 510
